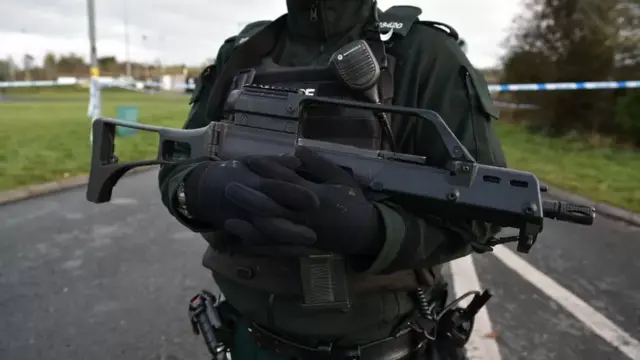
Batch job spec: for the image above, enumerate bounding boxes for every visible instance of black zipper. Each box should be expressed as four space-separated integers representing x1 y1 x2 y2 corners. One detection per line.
309 1 318 22
309 1 326 57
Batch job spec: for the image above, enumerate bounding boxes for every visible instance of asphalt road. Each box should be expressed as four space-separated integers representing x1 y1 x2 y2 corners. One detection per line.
1 170 638 360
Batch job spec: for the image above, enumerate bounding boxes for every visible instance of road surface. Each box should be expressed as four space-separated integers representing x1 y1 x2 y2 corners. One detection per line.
1 170 638 360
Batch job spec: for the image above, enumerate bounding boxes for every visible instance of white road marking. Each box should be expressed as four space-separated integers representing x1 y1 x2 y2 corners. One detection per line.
492 245 640 360
450 254 502 360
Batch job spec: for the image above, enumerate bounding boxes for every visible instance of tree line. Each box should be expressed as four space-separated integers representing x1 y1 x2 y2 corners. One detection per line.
1 3 638 144
0 52 205 81
500 0 640 145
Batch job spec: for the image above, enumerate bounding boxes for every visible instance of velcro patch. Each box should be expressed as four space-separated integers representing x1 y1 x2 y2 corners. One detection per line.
378 5 422 37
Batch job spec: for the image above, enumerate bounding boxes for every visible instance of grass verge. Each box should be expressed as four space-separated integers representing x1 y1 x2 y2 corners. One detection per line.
0 87 190 191
495 122 640 212
1 87 638 212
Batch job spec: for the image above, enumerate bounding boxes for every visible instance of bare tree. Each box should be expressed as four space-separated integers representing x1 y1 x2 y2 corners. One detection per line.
500 0 638 137
23 53 35 80
43 53 57 80
7 56 16 81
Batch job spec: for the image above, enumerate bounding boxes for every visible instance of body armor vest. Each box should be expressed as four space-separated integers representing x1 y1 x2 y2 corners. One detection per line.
203 40 424 302
202 8 447 303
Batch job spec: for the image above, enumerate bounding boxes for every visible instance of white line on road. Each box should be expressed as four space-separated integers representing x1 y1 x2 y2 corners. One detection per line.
492 245 640 360
450 255 502 360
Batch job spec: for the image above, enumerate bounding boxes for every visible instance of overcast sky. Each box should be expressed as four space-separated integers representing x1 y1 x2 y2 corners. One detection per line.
0 0 525 69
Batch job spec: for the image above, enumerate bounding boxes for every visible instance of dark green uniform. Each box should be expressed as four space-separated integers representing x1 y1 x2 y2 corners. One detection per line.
158 1 506 359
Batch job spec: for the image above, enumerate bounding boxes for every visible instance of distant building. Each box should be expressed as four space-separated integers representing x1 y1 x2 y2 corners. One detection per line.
160 74 190 92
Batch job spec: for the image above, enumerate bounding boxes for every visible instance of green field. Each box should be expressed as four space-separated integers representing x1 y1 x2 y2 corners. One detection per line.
496 123 640 212
0 86 190 191
1 86 639 212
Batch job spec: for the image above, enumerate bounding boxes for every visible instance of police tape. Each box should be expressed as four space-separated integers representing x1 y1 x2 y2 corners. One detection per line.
0 80 78 87
1 79 640 92
487 80 640 92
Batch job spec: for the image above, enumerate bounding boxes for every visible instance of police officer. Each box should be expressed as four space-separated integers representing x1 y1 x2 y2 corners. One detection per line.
159 1 507 359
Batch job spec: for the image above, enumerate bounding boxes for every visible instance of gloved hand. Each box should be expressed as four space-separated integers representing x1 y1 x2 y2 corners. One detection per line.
183 156 315 244
225 147 384 255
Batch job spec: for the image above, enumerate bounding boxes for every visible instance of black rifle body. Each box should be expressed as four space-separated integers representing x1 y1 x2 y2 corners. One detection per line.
87 85 595 254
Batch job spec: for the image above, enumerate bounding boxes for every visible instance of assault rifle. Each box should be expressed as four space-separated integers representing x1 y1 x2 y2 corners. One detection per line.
86 81 595 253
86 39 595 254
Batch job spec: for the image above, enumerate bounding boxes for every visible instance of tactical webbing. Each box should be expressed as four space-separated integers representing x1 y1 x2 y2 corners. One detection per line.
199 9 457 298
205 14 398 123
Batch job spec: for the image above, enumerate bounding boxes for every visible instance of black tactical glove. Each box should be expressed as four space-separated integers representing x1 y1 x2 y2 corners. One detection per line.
225 147 384 255
183 156 314 243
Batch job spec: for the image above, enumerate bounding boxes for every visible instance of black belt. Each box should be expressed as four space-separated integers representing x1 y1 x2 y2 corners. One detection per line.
247 323 428 360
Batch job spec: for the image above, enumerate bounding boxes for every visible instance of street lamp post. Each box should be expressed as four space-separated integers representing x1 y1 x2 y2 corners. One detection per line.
124 0 132 79
87 0 101 144
87 0 98 80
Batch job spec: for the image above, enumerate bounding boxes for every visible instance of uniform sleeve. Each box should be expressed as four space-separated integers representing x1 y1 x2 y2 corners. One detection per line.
364 28 507 274
157 41 234 233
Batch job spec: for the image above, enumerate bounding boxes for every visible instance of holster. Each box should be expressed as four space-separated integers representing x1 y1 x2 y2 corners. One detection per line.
188 291 235 359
